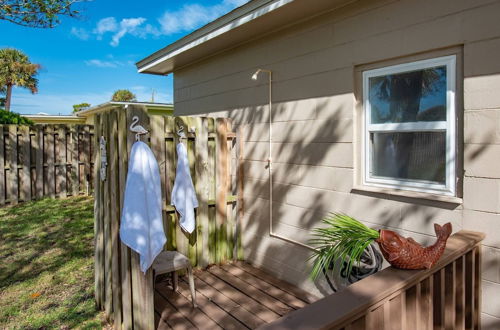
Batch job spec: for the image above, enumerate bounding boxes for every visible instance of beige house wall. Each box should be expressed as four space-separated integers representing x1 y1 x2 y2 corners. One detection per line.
172 0 500 326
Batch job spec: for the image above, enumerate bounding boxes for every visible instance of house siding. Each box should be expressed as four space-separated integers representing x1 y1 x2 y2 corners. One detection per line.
172 0 500 326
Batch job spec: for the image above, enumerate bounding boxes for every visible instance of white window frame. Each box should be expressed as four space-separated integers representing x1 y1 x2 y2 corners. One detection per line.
362 55 456 196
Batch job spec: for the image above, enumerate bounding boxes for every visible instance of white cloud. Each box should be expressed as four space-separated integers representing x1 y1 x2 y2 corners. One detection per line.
94 17 118 39
70 27 90 40
91 16 149 46
84 59 120 68
87 0 249 46
110 17 146 47
158 0 248 35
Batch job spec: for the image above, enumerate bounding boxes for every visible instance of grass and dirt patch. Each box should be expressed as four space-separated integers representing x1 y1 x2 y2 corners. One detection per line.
0 196 108 329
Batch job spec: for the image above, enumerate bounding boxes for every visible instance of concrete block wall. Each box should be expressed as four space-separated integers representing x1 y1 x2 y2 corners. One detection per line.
173 0 500 326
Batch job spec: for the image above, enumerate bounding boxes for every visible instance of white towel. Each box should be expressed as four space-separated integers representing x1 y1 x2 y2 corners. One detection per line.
120 141 166 273
171 142 199 233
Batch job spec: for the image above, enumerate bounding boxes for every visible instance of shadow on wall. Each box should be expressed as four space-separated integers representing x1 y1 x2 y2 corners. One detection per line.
200 87 494 298
168 0 500 322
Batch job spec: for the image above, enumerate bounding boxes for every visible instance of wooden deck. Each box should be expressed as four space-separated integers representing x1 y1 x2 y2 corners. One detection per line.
154 262 318 329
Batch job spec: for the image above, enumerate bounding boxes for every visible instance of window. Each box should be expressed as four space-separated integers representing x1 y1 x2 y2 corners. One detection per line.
362 55 456 196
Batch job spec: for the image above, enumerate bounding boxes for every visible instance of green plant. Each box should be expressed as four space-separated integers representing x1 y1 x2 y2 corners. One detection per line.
111 89 136 102
0 0 86 28
72 102 90 113
0 48 40 112
309 213 380 280
0 109 33 124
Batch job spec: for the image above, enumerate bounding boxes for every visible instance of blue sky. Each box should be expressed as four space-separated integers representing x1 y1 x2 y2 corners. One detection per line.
0 0 248 115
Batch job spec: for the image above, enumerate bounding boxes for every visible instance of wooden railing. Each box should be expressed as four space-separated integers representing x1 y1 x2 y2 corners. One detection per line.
260 230 484 330
0 124 94 206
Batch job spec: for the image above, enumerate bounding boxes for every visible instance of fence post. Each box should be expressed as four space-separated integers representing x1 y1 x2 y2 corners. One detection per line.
94 115 104 309
215 119 228 263
118 109 133 330
173 117 189 259
195 117 209 267
226 120 234 260
70 126 79 196
7 126 18 205
102 112 113 318
126 106 154 330
46 126 56 198
109 110 123 327
57 126 67 198
0 126 4 206
236 125 245 260
164 116 176 252
19 126 30 202
34 126 43 199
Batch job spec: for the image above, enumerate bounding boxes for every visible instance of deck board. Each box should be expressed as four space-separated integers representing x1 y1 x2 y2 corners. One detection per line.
157 281 223 330
155 291 195 330
220 264 307 310
208 267 293 316
177 281 246 330
154 262 312 329
185 272 264 329
196 271 280 322
233 261 319 303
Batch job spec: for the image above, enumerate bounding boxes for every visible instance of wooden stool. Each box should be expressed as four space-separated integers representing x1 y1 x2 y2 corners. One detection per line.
152 251 197 308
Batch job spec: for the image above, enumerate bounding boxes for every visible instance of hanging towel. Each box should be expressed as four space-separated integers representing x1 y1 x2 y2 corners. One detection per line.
171 142 199 233
120 141 166 273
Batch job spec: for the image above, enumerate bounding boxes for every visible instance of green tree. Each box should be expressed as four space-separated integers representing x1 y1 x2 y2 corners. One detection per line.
0 48 40 112
72 102 90 113
112 89 136 102
0 109 33 124
0 0 85 28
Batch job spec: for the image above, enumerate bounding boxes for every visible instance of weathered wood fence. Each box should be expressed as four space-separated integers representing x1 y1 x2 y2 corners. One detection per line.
261 230 484 330
93 105 243 329
0 124 94 206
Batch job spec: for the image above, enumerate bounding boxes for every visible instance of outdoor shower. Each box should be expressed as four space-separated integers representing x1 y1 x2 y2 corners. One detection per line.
251 69 381 291
251 69 311 250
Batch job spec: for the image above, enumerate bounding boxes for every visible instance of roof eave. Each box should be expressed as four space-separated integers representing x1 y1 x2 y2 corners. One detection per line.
136 0 357 75
136 0 276 71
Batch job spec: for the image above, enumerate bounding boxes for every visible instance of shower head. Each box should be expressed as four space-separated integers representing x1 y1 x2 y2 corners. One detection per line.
251 68 272 80
251 69 262 80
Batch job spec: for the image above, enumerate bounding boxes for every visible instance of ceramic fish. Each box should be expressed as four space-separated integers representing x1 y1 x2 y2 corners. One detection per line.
376 223 452 270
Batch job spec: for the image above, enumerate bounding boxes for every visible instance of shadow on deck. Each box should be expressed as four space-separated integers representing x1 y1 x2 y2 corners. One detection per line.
154 262 318 329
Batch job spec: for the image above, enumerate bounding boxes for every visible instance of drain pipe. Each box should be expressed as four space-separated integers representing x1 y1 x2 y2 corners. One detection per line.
252 69 312 250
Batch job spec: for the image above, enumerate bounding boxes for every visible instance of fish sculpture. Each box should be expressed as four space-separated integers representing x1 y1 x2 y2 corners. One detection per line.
376 223 452 270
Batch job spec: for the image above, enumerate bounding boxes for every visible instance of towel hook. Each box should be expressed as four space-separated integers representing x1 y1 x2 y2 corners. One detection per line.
177 124 187 139
130 116 149 141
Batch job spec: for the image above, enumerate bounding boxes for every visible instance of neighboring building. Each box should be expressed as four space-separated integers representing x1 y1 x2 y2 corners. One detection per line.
23 114 89 125
75 101 174 124
24 101 173 125
137 0 500 327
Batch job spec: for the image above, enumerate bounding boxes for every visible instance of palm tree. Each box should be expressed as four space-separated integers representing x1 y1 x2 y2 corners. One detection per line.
0 48 40 112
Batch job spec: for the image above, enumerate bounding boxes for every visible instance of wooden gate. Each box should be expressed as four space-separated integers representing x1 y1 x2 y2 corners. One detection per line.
93 105 243 329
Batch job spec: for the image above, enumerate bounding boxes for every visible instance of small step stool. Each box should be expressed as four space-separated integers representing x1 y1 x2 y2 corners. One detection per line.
152 251 197 308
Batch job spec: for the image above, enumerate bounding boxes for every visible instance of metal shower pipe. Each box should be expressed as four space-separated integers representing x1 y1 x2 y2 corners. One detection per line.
252 69 312 250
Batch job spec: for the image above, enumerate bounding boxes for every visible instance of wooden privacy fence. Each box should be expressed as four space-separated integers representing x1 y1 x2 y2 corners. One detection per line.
93 105 243 330
261 230 484 330
0 124 94 206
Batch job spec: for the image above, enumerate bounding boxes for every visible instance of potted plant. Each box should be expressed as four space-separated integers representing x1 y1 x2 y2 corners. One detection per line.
309 213 452 281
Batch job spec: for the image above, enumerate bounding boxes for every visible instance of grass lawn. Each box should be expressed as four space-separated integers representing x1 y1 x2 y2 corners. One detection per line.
0 196 108 329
